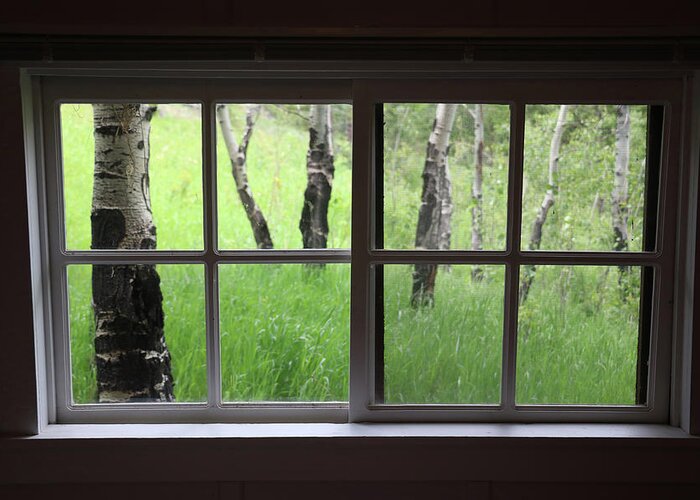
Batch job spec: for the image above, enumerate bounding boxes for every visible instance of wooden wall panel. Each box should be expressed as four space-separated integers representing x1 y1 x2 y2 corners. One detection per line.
0 482 220 500
244 481 468 500
491 482 700 500
3 481 700 499
0 0 698 37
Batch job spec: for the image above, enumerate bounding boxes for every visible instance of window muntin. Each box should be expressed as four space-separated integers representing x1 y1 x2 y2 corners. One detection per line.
41 76 681 424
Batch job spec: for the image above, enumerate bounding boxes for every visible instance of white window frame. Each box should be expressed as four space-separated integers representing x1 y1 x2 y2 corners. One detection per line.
32 69 687 425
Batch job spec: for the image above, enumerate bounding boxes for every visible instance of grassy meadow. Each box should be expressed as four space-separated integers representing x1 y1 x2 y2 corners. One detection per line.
62 103 643 405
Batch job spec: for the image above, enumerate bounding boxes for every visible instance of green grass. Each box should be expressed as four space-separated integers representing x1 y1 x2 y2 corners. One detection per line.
516 266 639 404
63 103 641 405
219 264 349 401
384 265 504 404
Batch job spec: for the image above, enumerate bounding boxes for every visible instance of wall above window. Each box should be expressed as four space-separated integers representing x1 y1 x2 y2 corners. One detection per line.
1 0 699 38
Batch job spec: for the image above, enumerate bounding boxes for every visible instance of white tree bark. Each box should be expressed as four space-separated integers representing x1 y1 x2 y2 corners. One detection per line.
217 104 273 249
519 105 570 303
612 104 631 253
411 103 458 307
92 104 158 250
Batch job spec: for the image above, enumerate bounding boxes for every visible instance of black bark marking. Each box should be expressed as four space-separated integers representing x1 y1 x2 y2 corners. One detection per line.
519 264 537 303
143 106 157 122
139 237 156 249
95 125 122 136
93 264 173 402
309 127 319 147
141 173 152 213
91 208 126 249
411 264 438 307
300 172 332 249
94 171 126 180
310 150 325 163
238 187 273 249
137 140 145 150
613 227 629 253
95 159 125 170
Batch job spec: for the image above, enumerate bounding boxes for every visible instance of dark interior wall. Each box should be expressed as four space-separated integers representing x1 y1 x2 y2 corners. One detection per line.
2 3 700 499
1 0 699 37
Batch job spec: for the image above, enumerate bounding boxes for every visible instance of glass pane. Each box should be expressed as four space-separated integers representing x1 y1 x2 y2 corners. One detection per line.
382 264 504 404
216 104 352 249
516 265 644 405
521 104 651 252
67 264 207 403
219 264 349 402
61 103 204 250
381 103 510 250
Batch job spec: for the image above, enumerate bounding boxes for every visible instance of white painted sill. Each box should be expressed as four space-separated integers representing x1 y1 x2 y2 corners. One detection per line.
28 422 696 440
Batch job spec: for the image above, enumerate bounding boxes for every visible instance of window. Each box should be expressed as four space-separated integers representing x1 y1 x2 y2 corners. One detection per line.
37 74 685 424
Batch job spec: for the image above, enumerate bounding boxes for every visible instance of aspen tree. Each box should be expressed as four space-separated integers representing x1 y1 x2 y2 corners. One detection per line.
471 103 485 281
300 104 335 249
411 103 458 307
519 105 570 303
91 104 174 402
217 104 273 249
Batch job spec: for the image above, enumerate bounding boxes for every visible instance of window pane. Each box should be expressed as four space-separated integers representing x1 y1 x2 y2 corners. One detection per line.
61 103 204 250
219 264 349 402
382 264 504 404
381 104 510 250
521 105 653 252
216 104 352 250
67 264 207 404
516 265 644 405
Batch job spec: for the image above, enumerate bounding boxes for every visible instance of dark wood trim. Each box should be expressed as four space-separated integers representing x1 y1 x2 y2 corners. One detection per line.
2 35 700 64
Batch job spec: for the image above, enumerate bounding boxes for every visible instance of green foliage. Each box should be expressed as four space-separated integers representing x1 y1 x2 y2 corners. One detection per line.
217 104 352 249
521 105 648 251
383 104 510 250
64 102 646 405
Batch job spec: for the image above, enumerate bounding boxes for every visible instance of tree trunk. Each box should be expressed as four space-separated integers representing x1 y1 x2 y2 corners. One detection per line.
519 105 570 303
612 105 631 253
300 104 334 249
91 104 174 402
612 105 632 293
471 104 485 281
217 104 273 249
411 103 458 307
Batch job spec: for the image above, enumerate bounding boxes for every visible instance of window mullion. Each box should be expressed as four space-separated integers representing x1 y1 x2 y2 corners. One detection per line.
502 102 526 415
349 81 374 422
203 98 222 409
